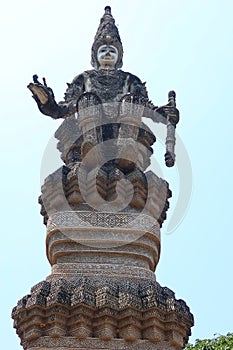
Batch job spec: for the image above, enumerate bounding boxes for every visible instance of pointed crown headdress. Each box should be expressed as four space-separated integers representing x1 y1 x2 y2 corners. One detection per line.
91 6 123 69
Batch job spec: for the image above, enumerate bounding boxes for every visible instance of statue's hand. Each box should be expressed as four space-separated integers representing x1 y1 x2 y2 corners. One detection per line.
27 83 51 105
27 75 65 119
28 83 49 104
156 104 180 125
27 75 55 106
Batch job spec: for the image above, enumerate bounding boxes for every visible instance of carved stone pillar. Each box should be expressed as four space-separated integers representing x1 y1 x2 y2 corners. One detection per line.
12 112 193 350
13 6 193 350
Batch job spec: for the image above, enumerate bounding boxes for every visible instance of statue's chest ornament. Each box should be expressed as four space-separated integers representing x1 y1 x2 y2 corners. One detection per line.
89 72 124 101
96 74 120 87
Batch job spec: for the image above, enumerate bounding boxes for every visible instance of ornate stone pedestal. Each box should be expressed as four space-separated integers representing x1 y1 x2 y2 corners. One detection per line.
12 112 193 350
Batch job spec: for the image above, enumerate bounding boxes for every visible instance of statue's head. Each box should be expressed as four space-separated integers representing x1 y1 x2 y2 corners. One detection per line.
91 6 123 69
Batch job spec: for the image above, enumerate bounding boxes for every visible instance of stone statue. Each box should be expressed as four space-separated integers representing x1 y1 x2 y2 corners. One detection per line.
28 6 179 167
12 8 194 348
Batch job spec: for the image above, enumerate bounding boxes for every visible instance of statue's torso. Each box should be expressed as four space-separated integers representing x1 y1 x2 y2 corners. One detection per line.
64 69 148 105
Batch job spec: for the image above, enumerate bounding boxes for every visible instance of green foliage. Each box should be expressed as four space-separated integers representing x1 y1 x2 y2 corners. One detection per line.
185 333 233 350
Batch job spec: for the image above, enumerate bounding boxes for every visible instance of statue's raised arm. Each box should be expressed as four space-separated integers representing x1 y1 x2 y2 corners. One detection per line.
28 75 77 119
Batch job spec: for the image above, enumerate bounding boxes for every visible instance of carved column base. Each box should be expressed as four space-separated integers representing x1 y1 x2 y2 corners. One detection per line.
12 278 193 350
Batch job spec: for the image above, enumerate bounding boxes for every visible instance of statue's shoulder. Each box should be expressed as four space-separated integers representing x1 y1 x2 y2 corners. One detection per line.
71 73 85 85
118 69 143 84
118 70 148 97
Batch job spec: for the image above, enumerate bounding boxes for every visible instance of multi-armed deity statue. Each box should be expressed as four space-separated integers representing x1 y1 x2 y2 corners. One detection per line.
12 6 193 350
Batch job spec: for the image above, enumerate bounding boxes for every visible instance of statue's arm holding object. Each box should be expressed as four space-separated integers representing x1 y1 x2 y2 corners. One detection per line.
154 91 180 167
140 86 180 167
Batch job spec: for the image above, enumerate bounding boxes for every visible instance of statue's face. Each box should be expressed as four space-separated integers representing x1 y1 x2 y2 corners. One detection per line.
97 45 118 69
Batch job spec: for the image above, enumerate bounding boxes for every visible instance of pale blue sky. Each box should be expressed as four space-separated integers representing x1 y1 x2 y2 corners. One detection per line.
1 0 233 348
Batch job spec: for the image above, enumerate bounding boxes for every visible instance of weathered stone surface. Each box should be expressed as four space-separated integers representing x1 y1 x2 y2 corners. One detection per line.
12 278 193 349
13 5 193 350
23 338 187 350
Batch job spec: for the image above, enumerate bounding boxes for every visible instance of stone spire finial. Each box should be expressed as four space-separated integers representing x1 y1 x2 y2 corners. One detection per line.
91 6 123 69
104 5 111 15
